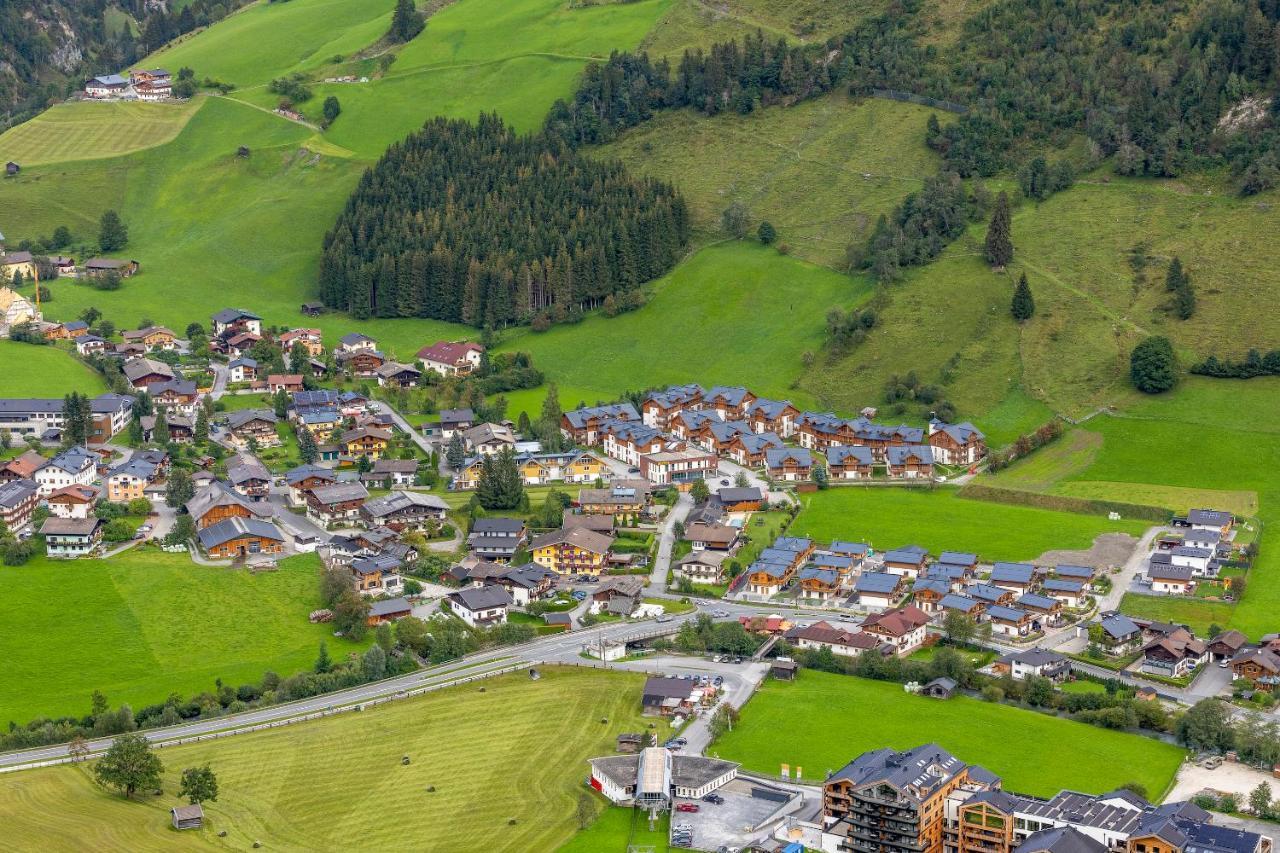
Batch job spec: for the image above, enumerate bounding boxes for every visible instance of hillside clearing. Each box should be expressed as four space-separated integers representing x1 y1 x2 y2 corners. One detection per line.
0 100 200 166
0 341 108 398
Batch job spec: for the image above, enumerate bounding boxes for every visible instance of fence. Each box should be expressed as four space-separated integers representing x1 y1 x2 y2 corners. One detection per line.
870 89 968 114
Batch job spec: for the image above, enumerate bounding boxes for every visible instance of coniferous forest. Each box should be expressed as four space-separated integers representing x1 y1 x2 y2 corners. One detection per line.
319 114 689 328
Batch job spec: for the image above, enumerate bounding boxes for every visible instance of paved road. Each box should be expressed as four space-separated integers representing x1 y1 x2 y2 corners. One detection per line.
1097 525 1165 612
715 458 794 506
649 492 693 594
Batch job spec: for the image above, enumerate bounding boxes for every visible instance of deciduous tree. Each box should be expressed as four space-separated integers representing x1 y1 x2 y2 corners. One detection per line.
93 733 162 799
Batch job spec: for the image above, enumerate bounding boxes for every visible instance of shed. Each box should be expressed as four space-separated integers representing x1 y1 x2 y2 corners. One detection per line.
171 803 204 830
771 659 799 680
921 676 957 699
5 161 19 176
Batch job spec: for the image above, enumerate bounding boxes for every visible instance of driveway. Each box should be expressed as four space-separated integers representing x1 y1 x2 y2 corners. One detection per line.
716 458 794 506
1186 660 1234 701
1097 525 1165 612
649 492 692 594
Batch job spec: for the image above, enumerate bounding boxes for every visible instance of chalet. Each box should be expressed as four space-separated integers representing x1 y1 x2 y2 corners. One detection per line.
81 257 139 278
295 406 341 442
786 621 884 657
147 379 199 417
75 334 108 356
673 550 729 585
716 486 764 512
639 445 717 485
185 481 272 529
306 482 369 526
797 567 844 602
531 526 614 576
703 386 756 418
885 444 934 479
227 458 272 501
375 361 421 388
277 327 324 356
33 446 96 495
641 384 703 428
860 605 930 654
560 403 640 445
826 445 875 479
926 420 987 465
340 426 392 460
85 74 128 97
699 419 752 455
121 326 177 351
363 458 419 488
462 422 515 456
578 485 646 519
0 479 38 532
438 408 476 439
63 320 89 337
990 562 1038 593
211 308 262 338
222 332 260 359
938 593 985 620
1053 564 1094 583
198 517 285 558
1043 577 1090 606
601 421 664 466
745 398 800 438
1141 627 1207 678
337 332 377 354
359 490 448 531
284 464 337 506
993 648 1071 681
226 409 279 448
685 521 740 552
335 348 386 376
447 585 512 627
855 571 908 608
765 446 812 481
45 484 98 519
1095 611 1142 653
228 358 258 383
724 431 783 467
40 516 103 557
489 564 554 606
882 545 930 578
0 449 46 483
1187 508 1234 537
1016 593 1064 629
1230 647 1280 690
591 576 646 616
1207 629 1248 662
264 374 302 395
416 340 484 375
986 605 1033 637
911 577 951 613
350 554 403 597
1145 561 1195 595
123 357 177 389
669 409 717 443
367 597 412 626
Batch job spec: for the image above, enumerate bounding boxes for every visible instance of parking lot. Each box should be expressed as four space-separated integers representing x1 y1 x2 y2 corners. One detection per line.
671 778 797 851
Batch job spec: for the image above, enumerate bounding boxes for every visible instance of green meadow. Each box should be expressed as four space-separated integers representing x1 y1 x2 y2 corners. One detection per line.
0 668 647 852
715 670 1185 799
0 341 108 397
0 550 361 725
0 100 201 166
791 486 1146 562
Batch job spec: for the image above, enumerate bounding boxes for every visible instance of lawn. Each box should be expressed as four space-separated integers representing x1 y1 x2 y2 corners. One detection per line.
0 668 649 851
562 804 672 853
0 550 362 725
1117 593 1236 638
735 509 794 567
1059 680 1108 695
503 241 867 408
791 487 1146 562
0 100 201 166
713 670 1185 799
0 341 108 397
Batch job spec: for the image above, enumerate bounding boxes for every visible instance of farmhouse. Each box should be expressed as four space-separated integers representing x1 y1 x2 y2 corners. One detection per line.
185 481 272 529
40 516 104 558
530 526 614 576
375 361 421 388
45 484 98 519
335 348 386 376
85 74 128 97
0 286 40 333
447 585 512 628
673 550 729 584
121 326 177 351
197 517 285 558
416 340 484 375
362 459 419 488
787 620 884 657
211 308 262 338
123 357 177 389
640 676 701 717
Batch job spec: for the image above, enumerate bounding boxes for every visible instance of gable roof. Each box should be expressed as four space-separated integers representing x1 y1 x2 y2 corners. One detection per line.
197 517 284 549
530 525 614 555
991 562 1037 583
855 571 903 594
449 585 512 611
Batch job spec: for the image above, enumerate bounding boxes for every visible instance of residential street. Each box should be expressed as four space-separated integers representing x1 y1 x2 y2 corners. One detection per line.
648 491 692 594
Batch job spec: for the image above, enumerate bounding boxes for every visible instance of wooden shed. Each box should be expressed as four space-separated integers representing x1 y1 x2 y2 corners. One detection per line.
171 803 204 830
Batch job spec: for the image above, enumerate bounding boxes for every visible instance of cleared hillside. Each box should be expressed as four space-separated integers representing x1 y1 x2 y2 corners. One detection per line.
0 100 200 166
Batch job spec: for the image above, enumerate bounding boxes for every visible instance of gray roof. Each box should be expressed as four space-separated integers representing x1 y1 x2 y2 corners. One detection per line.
1147 564 1194 581
1017 593 1060 611
939 593 982 612
827 445 874 465
884 545 929 564
886 444 933 466
991 562 1036 583
449 585 512 611
717 486 763 503
1100 611 1140 639
40 516 103 536
369 597 412 617
285 464 336 486
46 446 96 474
1188 509 1233 526
828 744 967 800
212 308 261 324
856 571 901 594
1044 577 1086 592
227 459 270 485
939 551 978 566
472 517 526 534
1017 825 1108 853
765 446 811 468
968 583 1010 603
226 409 277 430
1001 647 1069 668
563 402 639 428
310 482 370 505
986 605 1028 622
185 481 271 520
0 478 38 509
361 490 448 518
197 517 284 549
1054 564 1093 578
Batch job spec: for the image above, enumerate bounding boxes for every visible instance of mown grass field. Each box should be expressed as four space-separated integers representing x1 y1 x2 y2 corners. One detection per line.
594 93 945 269
0 668 647 851
502 241 866 408
0 550 360 726
562 805 672 853
803 175 1280 419
791 486 1145 562
0 100 200 166
714 670 1185 799
0 341 108 397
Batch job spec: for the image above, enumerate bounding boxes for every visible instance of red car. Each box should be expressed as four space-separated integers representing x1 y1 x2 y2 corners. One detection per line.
676 803 700 813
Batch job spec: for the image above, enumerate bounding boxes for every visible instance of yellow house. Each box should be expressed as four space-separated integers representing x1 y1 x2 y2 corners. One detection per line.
564 452 606 482
0 285 40 330
530 526 614 576
519 457 552 485
340 427 391 460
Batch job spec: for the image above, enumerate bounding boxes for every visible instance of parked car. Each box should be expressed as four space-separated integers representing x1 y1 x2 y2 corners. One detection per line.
676 802 700 813
711 609 730 618
656 614 673 622
572 591 587 600
713 676 723 686
720 478 730 486
702 793 725 804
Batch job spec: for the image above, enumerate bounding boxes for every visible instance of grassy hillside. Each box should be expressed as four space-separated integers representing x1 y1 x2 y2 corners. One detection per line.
0 100 200 166
594 93 945 269
0 341 108 397
715 670 1184 799
0 669 646 851
801 175 1280 420
501 240 866 408
0 551 362 725
982 377 1280 638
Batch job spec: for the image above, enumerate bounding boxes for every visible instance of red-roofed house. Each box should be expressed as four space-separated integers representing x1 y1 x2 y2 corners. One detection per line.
267 374 304 394
417 340 484 376
859 605 930 655
738 614 793 635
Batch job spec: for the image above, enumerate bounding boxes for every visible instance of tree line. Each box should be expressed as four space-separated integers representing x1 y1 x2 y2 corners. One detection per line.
319 113 689 329
1191 347 1280 378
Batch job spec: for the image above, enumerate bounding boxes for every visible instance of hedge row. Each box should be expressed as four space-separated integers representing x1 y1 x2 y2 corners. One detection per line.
958 483 1170 523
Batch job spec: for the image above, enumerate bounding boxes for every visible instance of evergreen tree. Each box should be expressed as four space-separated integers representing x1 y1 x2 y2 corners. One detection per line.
476 446 523 510
315 641 332 674
1174 280 1196 320
1011 272 1035 321
298 427 318 463
98 210 129 253
1165 256 1185 292
388 0 424 43
194 408 209 444
984 192 1013 268
445 433 466 469
757 220 776 245
166 469 194 509
322 96 342 125
1130 336 1179 394
153 411 169 445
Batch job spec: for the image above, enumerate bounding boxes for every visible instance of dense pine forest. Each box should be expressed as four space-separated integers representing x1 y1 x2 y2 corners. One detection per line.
547 0 1280 193
318 114 689 327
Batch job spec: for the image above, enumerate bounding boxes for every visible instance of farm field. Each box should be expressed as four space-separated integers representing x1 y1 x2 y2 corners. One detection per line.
502 241 866 408
0 341 108 397
790 486 1146 563
0 668 648 851
0 100 201 166
714 670 1185 799
801 175 1280 420
0 550 358 726
594 93 945 269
